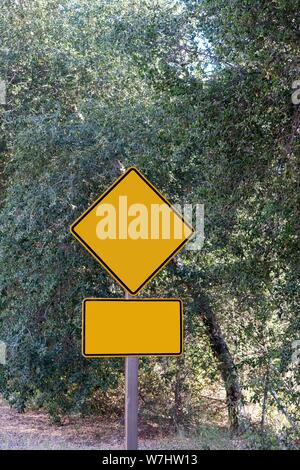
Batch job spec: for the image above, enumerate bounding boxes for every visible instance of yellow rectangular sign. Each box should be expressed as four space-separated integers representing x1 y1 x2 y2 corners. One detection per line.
83 299 183 357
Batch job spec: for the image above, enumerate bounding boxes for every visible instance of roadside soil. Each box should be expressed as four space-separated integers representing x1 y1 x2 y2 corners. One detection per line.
0 398 244 450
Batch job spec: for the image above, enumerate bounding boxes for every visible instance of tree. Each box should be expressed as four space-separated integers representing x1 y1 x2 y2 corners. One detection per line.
0 0 299 443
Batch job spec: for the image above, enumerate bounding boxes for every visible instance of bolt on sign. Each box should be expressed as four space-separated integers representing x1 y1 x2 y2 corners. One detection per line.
70 166 195 356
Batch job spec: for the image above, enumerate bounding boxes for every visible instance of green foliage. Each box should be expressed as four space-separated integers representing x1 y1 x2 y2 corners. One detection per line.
0 0 299 446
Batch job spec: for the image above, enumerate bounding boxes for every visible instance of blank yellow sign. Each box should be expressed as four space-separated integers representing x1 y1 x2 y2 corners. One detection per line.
71 168 194 295
83 299 183 357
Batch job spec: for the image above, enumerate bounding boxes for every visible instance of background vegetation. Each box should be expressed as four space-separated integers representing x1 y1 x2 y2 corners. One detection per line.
0 0 299 449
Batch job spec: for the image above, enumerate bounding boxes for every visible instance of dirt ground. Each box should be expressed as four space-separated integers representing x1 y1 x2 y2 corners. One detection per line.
0 398 244 450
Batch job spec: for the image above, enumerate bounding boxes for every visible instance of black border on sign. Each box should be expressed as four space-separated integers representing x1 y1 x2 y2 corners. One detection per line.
70 167 195 295
82 298 183 357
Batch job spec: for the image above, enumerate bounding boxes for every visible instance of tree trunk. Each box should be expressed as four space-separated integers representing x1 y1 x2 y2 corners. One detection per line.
198 295 244 433
173 360 184 429
260 361 270 433
170 261 244 432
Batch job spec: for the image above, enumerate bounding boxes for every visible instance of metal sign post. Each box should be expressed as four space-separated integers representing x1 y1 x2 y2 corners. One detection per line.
125 291 138 450
70 167 195 452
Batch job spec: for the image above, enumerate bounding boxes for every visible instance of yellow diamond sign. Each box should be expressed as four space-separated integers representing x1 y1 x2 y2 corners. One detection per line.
70 167 194 295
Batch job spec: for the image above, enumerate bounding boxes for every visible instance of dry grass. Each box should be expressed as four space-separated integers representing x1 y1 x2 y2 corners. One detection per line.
0 397 245 450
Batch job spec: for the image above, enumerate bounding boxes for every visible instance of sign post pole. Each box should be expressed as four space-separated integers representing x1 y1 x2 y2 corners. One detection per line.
125 291 138 450
70 167 194 451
